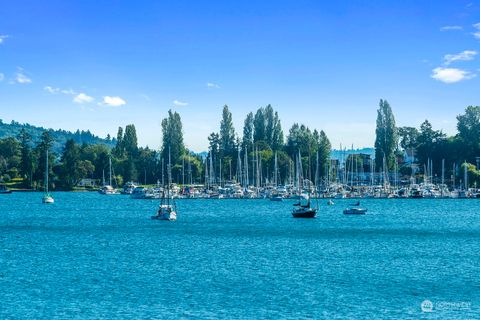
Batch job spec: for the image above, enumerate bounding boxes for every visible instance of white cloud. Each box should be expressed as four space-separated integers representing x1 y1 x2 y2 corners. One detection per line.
443 50 477 65
173 99 188 106
473 22 480 39
73 93 94 104
431 67 476 83
61 88 76 95
0 35 8 44
44 86 60 94
0 73 4 81
440 25 462 31
44 86 77 96
103 96 126 107
207 82 220 89
15 69 32 84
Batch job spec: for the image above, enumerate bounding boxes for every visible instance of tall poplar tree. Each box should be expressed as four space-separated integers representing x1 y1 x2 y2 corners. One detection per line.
242 112 254 152
374 99 398 170
161 110 185 168
219 105 236 157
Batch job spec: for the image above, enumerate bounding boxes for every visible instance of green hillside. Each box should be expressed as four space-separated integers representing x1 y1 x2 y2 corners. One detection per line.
0 119 115 153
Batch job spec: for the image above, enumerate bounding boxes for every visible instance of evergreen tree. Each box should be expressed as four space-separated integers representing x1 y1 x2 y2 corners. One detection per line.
113 127 124 158
18 129 34 187
317 130 332 179
374 99 398 170
34 131 55 190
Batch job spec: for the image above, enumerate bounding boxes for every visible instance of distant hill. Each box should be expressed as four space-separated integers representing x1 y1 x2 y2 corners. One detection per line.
0 119 116 154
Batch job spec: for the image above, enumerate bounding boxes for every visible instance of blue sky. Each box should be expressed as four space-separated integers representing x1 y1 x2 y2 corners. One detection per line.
0 1 479 151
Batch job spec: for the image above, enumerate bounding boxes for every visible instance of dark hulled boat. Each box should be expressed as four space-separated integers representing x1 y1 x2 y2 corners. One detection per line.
292 199 317 218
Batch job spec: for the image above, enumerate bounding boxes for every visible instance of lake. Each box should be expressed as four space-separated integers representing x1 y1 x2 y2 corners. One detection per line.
1 192 479 319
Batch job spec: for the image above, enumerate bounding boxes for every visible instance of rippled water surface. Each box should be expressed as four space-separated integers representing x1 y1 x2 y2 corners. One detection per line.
1 192 479 319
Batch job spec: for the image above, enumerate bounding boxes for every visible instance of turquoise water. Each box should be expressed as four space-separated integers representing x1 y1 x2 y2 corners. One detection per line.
1 193 479 319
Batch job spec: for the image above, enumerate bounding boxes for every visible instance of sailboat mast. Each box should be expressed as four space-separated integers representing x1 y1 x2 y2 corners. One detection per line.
109 155 112 186
45 149 49 193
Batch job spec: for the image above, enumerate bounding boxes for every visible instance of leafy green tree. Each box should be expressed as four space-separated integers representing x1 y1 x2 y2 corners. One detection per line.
317 130 332 179
219 105 236 157
0 137 21 177
456 106 480 161
416 120 446 167
398 126 419 151
18 129 34 187
33 131 55 190
112 127 124 158
374 99 398 170
242 112 254 152
161 110 185 177
123 124 139 157
253 108 266 143
271 111 284 150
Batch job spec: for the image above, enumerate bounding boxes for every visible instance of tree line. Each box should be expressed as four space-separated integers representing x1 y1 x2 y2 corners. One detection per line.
0 104 332 190
374 100 480 187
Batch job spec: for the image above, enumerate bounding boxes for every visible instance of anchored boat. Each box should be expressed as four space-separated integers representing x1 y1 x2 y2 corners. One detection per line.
343 207 367 215
42 149 54 204
151 147 177 221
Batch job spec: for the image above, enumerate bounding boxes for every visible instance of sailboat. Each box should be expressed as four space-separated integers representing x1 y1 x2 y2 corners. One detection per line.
292 150 318 218
151 147 177 221
270 152 283 201
99 155 119 195
42 149 54 204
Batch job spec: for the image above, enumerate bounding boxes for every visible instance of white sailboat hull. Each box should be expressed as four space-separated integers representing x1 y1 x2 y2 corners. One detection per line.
42 196 54 204
151 211 177 221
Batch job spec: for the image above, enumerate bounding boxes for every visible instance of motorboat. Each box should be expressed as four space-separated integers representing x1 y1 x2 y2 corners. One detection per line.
343 207 367 215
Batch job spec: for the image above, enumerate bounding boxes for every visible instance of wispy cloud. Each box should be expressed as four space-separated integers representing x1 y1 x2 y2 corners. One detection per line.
15 68 32 84
0 35 9 44
0 73 4 81
140 93 151 101
73 93 94 104
173 99 188 106
443 50 477 65
473 22 480 39
431 67 476 83
44 86 77 95
44 86 60 94
103 96 126 107
440 25 462 31
207 82 221 89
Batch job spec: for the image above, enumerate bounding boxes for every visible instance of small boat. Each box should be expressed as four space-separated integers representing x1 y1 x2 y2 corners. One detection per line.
0 184 12 194
291 150 317 218
327 199 334 205
292 203 317 218
152 147 177 221
98 185 120 195
42 194 54 204
152 203 177 221
350 201 360 206
121 182 137 194
42 149 54 204
98 155 119 195
343 207 367 215
270 194 283 201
